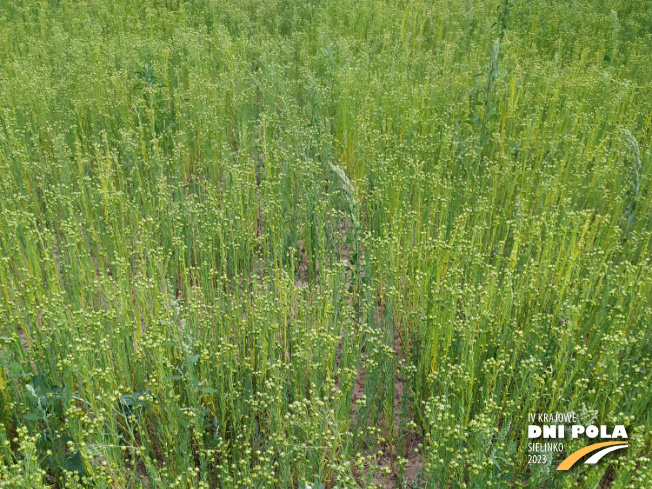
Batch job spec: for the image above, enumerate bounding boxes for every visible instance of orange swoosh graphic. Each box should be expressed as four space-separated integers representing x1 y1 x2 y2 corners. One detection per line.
556 441 628 470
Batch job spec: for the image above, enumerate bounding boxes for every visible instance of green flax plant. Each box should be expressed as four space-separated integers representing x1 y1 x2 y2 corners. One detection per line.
0 0 650 488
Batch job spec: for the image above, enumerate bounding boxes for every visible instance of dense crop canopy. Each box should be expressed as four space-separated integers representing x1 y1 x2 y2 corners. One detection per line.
0 0 650 488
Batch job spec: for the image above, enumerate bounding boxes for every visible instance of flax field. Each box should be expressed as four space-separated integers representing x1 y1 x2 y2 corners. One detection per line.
0 0 651 488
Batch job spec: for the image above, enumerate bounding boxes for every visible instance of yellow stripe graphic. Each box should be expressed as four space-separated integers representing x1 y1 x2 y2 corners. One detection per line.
556 442 628 470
